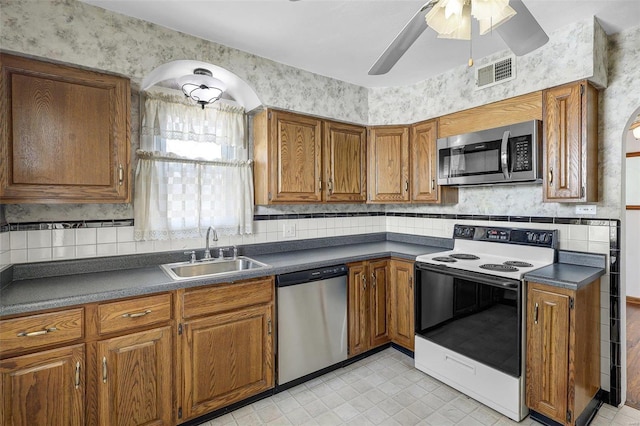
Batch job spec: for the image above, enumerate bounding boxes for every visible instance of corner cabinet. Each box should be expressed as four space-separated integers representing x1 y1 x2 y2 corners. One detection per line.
543 81 599 203
410 120 458 204
178 277 275 422
0 53 131 204
367 126 410 203
253 109 367 204
347 259 390 356
525 280 600 425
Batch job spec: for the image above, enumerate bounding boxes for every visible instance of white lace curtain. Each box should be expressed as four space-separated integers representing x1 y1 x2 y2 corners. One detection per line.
134 97 253 241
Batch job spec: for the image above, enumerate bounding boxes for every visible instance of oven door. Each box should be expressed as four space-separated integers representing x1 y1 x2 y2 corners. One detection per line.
415 263 522 377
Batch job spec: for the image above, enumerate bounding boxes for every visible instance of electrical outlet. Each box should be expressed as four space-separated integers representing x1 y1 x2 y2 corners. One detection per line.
283 223 296 238
575 205 597 215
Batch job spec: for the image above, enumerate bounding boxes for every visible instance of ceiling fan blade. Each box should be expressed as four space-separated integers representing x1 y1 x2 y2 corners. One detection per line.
368 1 436 75
495 0 549 56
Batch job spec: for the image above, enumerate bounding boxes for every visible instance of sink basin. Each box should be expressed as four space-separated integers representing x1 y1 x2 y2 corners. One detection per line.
160 256 270 280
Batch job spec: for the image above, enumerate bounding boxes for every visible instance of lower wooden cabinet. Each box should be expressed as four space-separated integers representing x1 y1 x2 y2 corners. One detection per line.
389 259 415 351
348 259 390 356
525 280 600 425
178 277 275 422
96 327 172 426
0 344 85 426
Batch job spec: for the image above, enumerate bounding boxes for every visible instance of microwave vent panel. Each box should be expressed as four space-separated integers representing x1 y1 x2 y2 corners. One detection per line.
475 55 516 90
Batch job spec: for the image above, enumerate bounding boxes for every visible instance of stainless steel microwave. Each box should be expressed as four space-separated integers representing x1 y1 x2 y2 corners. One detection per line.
437 120 542 186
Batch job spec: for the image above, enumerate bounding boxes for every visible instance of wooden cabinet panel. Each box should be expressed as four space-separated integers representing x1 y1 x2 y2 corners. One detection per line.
347 260 390 356
369 260 390 347
323 121 367 202
0 53 130 203
438 91 543 138
97 293 172 336
0 308 84 356
97 327 172 426
389 259 414 351
265 110 322 203
410 120 457 204
348 264 369 357
181 304 274 419
0 344 84 426
543 81 598 203
182 278 274 319
526 286 570 421
368 126 409 203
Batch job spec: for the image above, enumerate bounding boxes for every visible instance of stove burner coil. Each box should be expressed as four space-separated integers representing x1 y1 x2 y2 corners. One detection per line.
432 256 457 263
479 263 519 272
449 253 480 260
503 261 533 268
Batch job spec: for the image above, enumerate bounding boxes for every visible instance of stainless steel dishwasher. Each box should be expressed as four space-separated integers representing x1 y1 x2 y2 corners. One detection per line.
276 265 348 386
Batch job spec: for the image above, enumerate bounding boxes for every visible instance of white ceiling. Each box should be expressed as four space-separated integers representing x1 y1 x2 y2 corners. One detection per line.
82 0 640 88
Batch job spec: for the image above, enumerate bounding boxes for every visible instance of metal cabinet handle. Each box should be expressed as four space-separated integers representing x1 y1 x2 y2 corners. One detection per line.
431 179 435 191
362 274 367 291
17 327 57 337
534 303 539 324
372 273 377 288
405 180 409 192
409 276 413 290
328 179 333 195
548 168 553 186
121 310 151 319
318 179 322 191
75 362 81 389
268 319 272 335
102 357 108 383
118 164 124 186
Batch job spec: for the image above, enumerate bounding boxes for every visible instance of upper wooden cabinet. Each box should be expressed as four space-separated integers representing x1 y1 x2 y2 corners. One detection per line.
410 120 458 204
0 54 131 204
253 109 367 204
323 120 367 202
368 126 410 203
543 81 599 203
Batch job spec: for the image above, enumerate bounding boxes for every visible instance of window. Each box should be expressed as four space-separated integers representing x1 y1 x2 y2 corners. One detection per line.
134 95 253 241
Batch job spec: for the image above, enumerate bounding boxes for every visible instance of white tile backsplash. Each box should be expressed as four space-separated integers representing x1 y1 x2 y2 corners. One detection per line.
10 231 27 250
76 228 97 245
52 229 75 247
27 230 51 248
97 227 117 244
27 247 52 262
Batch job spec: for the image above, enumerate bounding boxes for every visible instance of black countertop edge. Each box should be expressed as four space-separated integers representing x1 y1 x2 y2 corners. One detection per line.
524 264 605 290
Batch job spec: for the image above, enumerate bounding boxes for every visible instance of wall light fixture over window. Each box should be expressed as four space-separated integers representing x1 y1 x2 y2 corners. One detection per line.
179 68 225 109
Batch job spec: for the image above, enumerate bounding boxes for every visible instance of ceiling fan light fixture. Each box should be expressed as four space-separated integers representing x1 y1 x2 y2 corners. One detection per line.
179 68 226 109
426 0 516 39
436 3 472 40
477 4 516 34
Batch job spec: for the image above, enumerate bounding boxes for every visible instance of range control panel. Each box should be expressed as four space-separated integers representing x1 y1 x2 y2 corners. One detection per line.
453 225 557 249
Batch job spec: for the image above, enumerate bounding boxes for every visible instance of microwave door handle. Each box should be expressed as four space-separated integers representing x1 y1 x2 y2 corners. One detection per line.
501 130 511 179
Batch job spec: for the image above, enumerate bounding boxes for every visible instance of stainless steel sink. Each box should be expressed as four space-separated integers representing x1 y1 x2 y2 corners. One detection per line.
160 256 270 280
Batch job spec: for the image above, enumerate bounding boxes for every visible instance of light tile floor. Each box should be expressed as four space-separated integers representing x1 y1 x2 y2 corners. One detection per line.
198 348 640 426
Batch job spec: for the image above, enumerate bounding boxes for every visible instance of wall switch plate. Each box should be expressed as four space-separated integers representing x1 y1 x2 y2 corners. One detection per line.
575 205 597 215
283 223 296 238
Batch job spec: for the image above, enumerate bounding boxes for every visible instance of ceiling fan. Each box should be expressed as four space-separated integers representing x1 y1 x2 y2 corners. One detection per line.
369 0 549 75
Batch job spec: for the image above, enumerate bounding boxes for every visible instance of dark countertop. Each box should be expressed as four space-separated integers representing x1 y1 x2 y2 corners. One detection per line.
0 240 445 316
524 263 606 290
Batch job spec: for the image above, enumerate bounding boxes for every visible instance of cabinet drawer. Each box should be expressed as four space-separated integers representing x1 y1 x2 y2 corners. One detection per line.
183 277 274 319
0 308 84 356
98 293 172 335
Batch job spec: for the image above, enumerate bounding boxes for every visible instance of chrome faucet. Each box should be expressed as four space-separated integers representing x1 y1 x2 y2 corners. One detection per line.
203 226 218 259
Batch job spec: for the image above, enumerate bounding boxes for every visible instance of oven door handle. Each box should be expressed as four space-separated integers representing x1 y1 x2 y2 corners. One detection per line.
501 130 511 180
416 262 519 289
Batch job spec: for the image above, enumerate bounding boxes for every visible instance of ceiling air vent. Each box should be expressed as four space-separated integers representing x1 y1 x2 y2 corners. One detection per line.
475 55 516 90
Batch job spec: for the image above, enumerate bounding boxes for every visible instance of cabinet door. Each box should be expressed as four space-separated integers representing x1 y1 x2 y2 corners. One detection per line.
97 327 172 426
181 304 274 420
410 120 458 204
368 126 409 203
269 110 322 203
348 263 369 356
526 285 570 422
0 344 84 426
323 121 367 202
0 53 130 204
369 260 390 348
390 260 414 351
